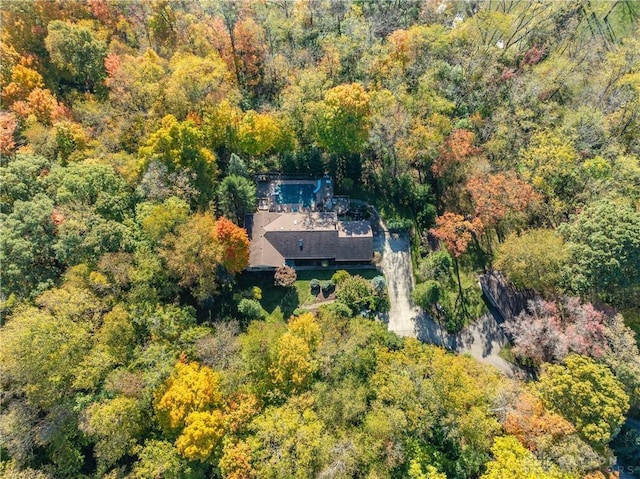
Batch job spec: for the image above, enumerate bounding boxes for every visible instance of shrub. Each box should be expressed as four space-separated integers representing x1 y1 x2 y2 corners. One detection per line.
387 218 412 233
416 250 452 283
331 270 350 285
321 280 335 295
371 275 386 295
309 279 321 293
238 298 265 320
274 265 296 287
336 275 375 313
324 301 353 318
412 280 441 310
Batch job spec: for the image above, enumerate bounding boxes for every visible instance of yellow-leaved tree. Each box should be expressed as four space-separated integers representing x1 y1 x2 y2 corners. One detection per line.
481 436 570 479
155 361 223 432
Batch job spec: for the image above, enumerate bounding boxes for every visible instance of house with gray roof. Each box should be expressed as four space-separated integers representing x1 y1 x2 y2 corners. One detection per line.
245 176 373 269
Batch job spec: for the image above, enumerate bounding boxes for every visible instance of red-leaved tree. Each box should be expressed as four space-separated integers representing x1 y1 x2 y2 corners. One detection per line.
430 212 483 314
466 172 541 241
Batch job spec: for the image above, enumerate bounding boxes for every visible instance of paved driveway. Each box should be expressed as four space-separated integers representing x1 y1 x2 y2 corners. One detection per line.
375 228 521 376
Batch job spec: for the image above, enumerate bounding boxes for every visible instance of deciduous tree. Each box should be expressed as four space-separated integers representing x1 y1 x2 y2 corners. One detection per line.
431 129 480 178
139 115 218 206
480 436 565 479
129 440 201 479
536 354 629 448
466 172 540 235
175 410 226 462
104 50 167 114
0 111 18 156
136 197 190 244
233 15 267 93
44 20 107 92
314 83 371 155
430 213 483 311
81 396 145 472
164 52 236 119
559 199 640 304
336 274 376 313
248 396 328 479
154 361 223 433
494 229 569 295
0 194 58 298
214 216 250 274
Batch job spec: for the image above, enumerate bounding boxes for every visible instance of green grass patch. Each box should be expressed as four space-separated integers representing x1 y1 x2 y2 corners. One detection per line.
294 268 379 304
240 268 380 318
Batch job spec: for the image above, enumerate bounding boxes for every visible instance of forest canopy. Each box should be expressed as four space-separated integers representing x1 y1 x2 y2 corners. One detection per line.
1 1 640 478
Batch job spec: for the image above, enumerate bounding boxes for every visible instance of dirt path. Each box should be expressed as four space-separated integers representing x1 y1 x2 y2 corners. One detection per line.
305 298 336 311
374 227 521 376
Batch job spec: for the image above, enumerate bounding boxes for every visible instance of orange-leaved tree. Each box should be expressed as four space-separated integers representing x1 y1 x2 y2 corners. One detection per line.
160 213 249 302
430 212 483 315
466 172 541 242
214 216 250 274
431 129 480 178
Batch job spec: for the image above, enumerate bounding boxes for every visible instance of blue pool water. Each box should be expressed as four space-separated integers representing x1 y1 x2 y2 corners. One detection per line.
274 184 316 206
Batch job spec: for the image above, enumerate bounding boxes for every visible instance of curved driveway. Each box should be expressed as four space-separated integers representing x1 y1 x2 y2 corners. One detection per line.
375 228 521 376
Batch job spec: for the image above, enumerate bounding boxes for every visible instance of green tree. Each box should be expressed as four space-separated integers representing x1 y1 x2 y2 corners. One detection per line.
164 52 236 119
53 206 135 267
44 163 133 221
559 199 640 303
248 396 329 479
0 153 50 211
217 175 256 225
240 316 287 399
237 110 293 157
227 153 250 177
336 274 376 314
158 212 222 301
412 280 441 310
536 354 629 448
602 314 640 410
80 397 145 473
136 196 190 243
139 115 218 206
130 440 201 479
0 306 90 409
238 298 266 321
0 301 93 476
269 332 317 396
44 20 107 92
105 49 167 114
494 229 569 296
0 193 58 298
518 130 582 221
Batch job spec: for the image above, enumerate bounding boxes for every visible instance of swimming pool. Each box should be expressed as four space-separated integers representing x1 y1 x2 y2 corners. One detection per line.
274 183 316 207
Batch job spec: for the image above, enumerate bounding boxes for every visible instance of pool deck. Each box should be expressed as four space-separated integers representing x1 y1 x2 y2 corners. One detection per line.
256 176 335 212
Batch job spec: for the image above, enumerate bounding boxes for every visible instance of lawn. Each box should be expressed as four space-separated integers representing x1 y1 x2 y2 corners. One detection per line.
239 268 380 319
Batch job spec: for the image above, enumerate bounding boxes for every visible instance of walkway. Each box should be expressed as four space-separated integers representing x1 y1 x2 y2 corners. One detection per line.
374 225 521 376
